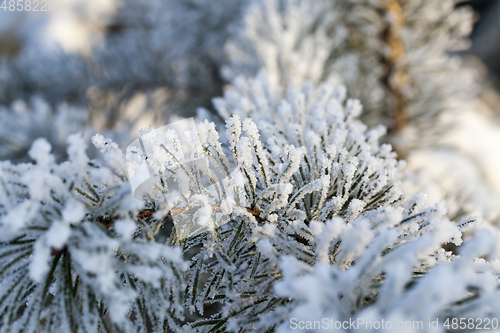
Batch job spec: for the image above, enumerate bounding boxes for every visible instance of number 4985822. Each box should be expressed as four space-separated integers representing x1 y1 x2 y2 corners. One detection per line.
1 0 55 11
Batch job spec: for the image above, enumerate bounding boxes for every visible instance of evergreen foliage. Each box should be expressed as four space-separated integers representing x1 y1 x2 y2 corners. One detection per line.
1 77 499 332
1 0 500 332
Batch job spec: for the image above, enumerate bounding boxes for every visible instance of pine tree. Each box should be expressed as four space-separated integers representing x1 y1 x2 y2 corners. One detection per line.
1 0 500 332
224 0 477 151
223 0 500 223
1 76 499 332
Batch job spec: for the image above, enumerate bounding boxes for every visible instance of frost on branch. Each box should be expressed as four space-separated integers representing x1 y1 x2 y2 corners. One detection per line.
1 75 500 332
271 224 500 333
0 134 186 332
172 76 499 331
223 0 500 225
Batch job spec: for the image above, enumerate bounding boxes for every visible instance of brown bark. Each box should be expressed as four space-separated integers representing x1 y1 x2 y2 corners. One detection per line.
383 0 408 135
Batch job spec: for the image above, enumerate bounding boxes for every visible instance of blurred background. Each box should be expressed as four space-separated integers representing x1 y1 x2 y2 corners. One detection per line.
1 2 499 75
465 0 500 113
1 0 499 120
468 0 500 86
